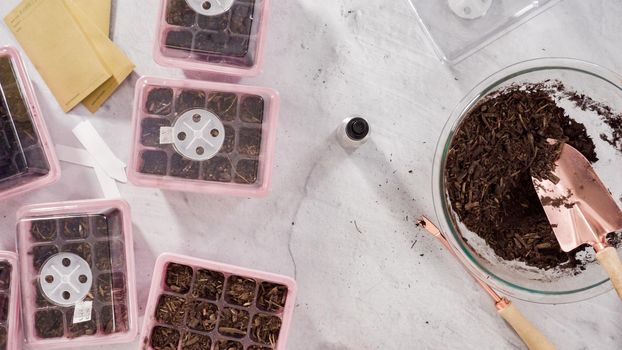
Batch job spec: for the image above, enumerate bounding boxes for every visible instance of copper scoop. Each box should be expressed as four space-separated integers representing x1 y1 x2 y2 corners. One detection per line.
532 143 622 300
418 217 556 350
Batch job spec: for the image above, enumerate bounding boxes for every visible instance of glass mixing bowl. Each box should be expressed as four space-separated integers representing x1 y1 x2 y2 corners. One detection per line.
433 58 622 303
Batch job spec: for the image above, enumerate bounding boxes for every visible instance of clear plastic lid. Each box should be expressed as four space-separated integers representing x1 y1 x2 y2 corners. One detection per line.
128 76 279 197
0 46 60 199
16 199 138 349
0 251 19 350
154 0 271 76
408 0 562 64
141 253 297 350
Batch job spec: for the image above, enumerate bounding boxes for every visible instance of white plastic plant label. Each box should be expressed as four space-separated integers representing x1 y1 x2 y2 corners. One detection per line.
72 300 93 324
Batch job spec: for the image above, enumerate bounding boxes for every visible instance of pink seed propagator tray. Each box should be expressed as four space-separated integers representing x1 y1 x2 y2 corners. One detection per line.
0 46 60 200
0 251 20 350
128 76 279 197
16 199 138 349
154 0 271 77
141 253 297 350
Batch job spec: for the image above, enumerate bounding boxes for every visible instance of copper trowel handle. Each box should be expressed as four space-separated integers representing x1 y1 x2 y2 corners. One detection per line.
596 247 622 301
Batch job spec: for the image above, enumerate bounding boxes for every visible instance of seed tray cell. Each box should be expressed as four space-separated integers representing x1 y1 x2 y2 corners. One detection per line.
129 77 279 196
0 252 19 350
155 0 271 76
17 199 138 349
141 253 296 350
0 46 59 200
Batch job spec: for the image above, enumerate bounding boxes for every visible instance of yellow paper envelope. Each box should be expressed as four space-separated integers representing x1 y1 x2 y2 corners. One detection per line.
5 0 111 112
65 0 134 112
74 0 112 36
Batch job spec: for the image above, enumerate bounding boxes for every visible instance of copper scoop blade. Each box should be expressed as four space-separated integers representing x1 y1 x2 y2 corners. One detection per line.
532 143 622 252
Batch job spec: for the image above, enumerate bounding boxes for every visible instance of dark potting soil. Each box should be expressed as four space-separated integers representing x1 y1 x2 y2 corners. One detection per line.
445 83 601 269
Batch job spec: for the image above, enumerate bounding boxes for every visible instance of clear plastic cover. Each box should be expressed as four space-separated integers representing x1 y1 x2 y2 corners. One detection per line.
16 199 138 349
129 77 279 197
408 0 562 64
141 253 296 350
155 0 270 76
0 46 59 199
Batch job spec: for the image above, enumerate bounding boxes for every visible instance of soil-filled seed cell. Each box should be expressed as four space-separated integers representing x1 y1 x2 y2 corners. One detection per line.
234 159 258 184
105 210 123 237
101 304 128 334
176 90 206 113
34 309 64 338
224 36 250 57
225 276 256 307
214 339 243 350
257 282 288 312
170 154 201 179
141 118 171 147
0 294 8 322
30 219 57 242
22 147 48 171
32 245 59 270
62 242 92 266
35 282 52 307
181 331 212 350
198 12 230 31
192 268 225 300
0 261 11 290
202 156 233 182
195 31 228 54
238 128 261 156
146 88 174 116
156 294 186 326
60 217 89 239
150 325 180 350
207 92 237 122
230 3 254 35
140 150 168 175
165 263 193 294
186 300 218 332
95 240 125 271
0 326 6 350
240 96 264 124
221 126 235 154
166 30 194 51
166 0 196 27
96 272 126 302
250 314 282 346
66 308 97 338
247 346 271 350
218 307 249 338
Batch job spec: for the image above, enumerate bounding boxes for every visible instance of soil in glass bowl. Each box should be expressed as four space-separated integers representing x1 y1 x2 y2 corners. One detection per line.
445 81 622 270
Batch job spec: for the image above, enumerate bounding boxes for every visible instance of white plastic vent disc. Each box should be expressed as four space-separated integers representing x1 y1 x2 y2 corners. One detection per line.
160 109 225 161
448 0 492 19
40 253 93 307
186 0 235 16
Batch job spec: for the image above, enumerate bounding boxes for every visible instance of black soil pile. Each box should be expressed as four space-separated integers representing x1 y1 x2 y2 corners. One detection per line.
445 83 598 269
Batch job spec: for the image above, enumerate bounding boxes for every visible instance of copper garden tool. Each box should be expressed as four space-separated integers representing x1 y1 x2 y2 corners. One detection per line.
532 143 622 300
418 217 556 350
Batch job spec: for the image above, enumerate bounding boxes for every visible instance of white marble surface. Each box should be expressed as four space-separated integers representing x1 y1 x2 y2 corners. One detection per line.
0 0 621 349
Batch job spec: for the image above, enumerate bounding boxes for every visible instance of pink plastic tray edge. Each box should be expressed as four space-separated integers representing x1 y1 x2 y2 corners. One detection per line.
152 0 271 77
140 252 297 350
0 251 20 350
0 46 61 200
15 199 139 349
127 76 280 197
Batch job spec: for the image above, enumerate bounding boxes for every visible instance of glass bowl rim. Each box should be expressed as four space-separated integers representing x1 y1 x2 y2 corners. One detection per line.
432 57 622 304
